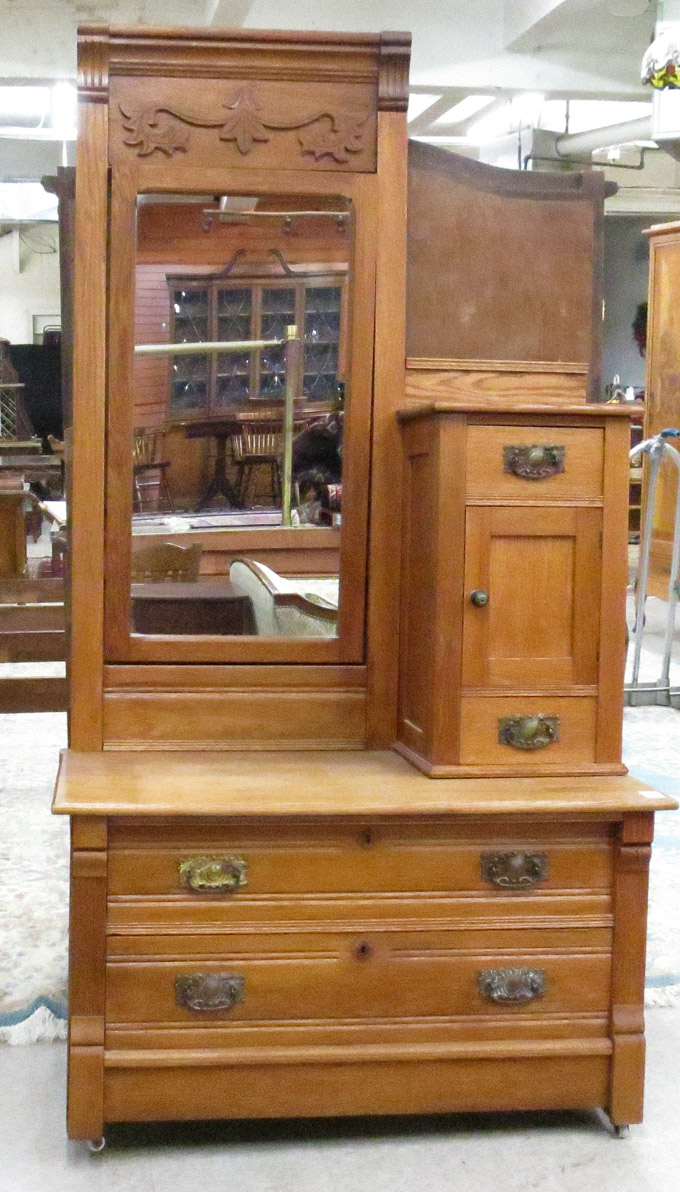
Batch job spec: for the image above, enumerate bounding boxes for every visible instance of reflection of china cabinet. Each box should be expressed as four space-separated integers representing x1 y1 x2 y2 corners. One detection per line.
167 271 346 416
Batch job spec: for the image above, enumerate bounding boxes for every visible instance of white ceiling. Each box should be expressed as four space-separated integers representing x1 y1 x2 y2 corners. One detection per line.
0 0 657 98
1 0 672 208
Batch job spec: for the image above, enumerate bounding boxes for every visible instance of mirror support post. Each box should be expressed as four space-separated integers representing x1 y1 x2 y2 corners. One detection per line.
282 325 299 527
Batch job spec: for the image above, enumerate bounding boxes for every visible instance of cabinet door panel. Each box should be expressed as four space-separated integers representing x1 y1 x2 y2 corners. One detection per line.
462 506 601 689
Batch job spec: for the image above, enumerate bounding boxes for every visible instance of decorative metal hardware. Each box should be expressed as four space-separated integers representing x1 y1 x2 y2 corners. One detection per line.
120 86 370 163
175 973 245 1012
498 714 559 750
478 968 546 1004
470 589 489 607
179 856 248 894
481 851 548 891
503 444 566 480
354 940 374 960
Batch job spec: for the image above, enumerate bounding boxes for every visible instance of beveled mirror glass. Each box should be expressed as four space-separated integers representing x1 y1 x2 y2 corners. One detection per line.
129 192 352 641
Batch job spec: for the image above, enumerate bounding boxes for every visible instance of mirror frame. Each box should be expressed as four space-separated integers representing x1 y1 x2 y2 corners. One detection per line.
103 163 377 663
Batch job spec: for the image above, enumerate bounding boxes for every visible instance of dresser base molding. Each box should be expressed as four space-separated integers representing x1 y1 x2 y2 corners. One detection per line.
101 1053 610 1126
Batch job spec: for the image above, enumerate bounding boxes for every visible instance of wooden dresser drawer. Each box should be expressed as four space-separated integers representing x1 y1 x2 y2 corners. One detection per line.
466 425 604 500
106 926 612 1026
107 817 613 899
459 697 597 768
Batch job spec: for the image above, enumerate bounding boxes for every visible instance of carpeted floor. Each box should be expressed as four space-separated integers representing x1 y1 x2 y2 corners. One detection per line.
0 701 679 1041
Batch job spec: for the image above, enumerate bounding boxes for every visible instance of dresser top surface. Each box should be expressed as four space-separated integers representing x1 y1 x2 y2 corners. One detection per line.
52 750 677 817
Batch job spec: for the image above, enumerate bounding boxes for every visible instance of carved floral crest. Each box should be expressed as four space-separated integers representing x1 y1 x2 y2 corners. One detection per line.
119 86 370 163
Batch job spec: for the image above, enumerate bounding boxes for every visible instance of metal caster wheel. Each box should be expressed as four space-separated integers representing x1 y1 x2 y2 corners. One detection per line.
87 1136 106 1154
614 1125 630 1139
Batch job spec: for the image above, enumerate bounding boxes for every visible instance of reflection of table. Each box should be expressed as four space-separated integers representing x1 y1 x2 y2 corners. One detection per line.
184 420 243 510
131 580 255 635
183 407 334 511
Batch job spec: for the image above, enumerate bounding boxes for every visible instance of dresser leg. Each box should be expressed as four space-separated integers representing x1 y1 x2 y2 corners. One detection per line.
614 1125 630 1139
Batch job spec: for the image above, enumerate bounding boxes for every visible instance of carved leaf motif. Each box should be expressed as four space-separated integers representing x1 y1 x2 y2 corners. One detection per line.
298 113 369 163
218 87 270 155
120 105 190 157
119 89 369 163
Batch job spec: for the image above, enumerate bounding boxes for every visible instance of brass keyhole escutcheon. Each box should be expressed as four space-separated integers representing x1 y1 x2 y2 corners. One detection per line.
354 940 373 960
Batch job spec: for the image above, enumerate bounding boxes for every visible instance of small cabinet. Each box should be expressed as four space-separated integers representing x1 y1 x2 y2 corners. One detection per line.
396 403 630 778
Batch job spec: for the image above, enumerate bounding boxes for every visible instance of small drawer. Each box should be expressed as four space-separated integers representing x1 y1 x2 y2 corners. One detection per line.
459 696 597 768
106 926 612 1025
107 817 612 899
466 426 604 500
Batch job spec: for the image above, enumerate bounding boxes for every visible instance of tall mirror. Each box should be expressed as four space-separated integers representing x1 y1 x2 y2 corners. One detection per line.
128 192 353 641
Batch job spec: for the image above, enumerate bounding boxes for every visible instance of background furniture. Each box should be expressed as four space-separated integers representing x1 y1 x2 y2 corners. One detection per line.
642 220 680 574
0 490 27 579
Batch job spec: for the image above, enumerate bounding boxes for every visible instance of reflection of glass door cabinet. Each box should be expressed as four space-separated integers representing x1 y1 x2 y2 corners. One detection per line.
167 273 346 417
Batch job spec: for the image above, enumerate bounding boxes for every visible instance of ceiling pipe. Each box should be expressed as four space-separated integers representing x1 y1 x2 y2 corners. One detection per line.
555 114 653 157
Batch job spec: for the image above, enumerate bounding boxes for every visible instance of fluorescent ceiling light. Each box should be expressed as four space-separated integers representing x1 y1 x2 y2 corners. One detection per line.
433 95 494 125
540 99 652 134
50 82 76 138
0 86 49 126
407 93 440 123
0 182 58 221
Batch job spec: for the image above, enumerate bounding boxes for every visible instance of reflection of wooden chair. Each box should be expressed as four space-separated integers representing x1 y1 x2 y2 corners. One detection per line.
229 557 337 637
230 415 284 508
133 427 174 513
130 542 202 582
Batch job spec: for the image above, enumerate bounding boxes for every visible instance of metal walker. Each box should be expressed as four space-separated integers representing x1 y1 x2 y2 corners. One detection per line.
627 428 680 706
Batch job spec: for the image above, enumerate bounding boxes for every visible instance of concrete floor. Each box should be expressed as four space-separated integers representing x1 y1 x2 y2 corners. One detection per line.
1 1009 678 1192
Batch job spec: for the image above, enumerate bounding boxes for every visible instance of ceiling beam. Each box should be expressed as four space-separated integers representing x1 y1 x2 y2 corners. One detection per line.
504 0 576 51
205 0 255 24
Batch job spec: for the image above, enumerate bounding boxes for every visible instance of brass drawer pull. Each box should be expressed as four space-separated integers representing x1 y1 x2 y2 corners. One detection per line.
175 973 245 1012
479 968 546 1005
481 851 548 890
179 855 248 894
498 714 559 750
503 444 565 480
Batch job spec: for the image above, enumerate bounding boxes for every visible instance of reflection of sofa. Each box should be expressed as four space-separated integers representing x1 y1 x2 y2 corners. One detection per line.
229 558 338 638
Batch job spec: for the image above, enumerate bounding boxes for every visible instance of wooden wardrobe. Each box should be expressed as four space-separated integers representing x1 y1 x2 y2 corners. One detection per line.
53 24 675 1147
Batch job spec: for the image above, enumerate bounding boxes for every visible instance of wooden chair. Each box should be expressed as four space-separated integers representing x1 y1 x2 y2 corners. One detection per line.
230 414 284 508
230 413 318 509
130 542 202 582
133 427 174 513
